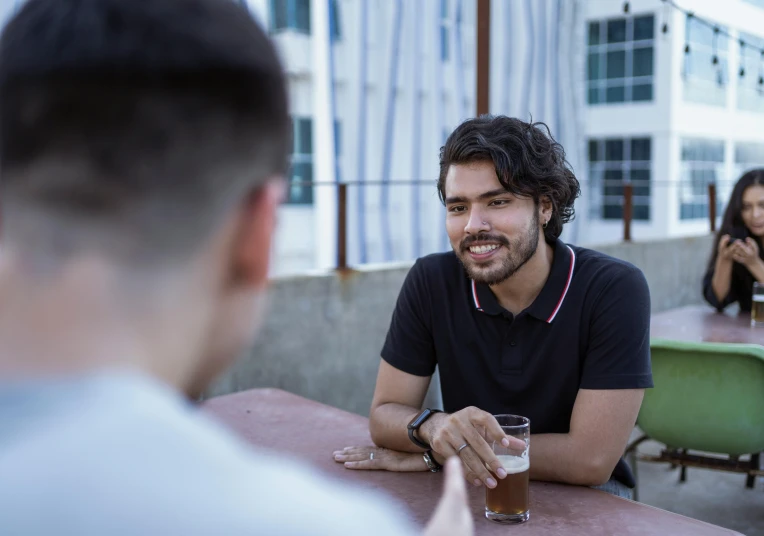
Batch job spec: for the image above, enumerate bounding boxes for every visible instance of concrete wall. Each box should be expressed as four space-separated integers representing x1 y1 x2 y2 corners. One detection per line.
206 235 716 415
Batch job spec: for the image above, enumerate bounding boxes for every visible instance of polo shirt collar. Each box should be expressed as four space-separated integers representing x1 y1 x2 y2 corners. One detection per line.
469 238 576 323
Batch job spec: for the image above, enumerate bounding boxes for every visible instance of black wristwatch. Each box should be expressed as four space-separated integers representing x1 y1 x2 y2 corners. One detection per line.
407 408 442 450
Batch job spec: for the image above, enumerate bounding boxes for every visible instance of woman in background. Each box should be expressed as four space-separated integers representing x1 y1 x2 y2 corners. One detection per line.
704 169 764 312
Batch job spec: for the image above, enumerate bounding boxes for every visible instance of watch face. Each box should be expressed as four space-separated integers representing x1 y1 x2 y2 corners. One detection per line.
409 409 431 429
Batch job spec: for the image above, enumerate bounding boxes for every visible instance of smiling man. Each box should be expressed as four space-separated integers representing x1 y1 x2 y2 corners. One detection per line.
335 116 652 499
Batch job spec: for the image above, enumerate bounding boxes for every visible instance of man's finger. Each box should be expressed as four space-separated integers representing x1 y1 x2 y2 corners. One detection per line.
460 426 505 480
343 460 381 471
338 447 371 456
464 469 482 487
424 456 475 536
469 411 526 452
339 452 377 462
503 436 527 451
471 410 507 443
443 456 468 500
458 446 497 488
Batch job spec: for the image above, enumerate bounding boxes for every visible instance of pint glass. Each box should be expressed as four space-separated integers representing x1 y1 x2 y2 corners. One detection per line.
752 282 764 327
484 414 530 523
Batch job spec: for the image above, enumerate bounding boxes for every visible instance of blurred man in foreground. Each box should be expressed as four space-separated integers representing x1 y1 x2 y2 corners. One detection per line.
0 0 470 534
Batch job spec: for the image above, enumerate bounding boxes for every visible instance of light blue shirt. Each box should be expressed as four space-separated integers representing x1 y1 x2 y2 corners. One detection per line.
0 373 416 535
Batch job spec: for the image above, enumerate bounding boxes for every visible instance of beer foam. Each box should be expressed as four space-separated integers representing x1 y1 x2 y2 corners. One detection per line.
753 295 764 303
497 455 529 474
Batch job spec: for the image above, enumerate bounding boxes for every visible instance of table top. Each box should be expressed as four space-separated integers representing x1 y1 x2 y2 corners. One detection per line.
650 304 764 345
202 388 740 535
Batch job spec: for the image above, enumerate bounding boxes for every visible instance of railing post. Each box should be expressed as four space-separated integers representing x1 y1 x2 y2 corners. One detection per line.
708 183 717 233
476 0 490 116
337 183 348 271
623 183 633 242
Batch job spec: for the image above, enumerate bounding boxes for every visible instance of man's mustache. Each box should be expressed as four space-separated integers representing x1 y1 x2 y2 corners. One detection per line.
460 234 510 251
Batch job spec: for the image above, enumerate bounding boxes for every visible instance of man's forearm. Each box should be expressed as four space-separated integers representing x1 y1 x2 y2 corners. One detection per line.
369 403 425 452
528 433 616 487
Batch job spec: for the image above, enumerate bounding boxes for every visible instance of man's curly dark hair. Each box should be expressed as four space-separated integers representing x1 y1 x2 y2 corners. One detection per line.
438 115 581 242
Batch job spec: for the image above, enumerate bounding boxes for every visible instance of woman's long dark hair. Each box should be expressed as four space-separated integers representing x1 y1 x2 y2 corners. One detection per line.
707 168 764 283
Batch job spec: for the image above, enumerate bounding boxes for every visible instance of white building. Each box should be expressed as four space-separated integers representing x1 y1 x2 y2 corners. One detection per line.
584 0 764 245
243 0 586 275
247 0 764 275
4 0 763 274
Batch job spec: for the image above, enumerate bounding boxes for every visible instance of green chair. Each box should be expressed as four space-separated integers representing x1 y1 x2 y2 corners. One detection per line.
626 338 764 499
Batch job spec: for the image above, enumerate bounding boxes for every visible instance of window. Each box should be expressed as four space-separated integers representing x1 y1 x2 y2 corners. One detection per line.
330 0 341 40
440 0 450 61
287 118 313 205
679 139 725 220
683 19 728 106
734 142 764 189
270 0 310 34
587 15 655 105
588 137 651 221
737 33 764 113
269 0 340 38
285 118 342 205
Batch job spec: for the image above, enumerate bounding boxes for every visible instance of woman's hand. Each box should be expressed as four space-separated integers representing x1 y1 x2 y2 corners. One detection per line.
717 235 734 262
332 446 428 472
730 237 761 269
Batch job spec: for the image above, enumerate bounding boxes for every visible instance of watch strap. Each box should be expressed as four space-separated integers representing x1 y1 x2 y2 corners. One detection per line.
407 408 442 450
408 426 431 450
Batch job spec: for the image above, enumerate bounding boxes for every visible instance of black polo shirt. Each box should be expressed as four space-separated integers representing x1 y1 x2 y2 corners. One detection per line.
381 238 652 487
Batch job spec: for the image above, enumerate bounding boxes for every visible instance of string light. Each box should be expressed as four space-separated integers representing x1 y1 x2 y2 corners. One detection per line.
663 0 764 59
740 40 746 78
682 12 693 79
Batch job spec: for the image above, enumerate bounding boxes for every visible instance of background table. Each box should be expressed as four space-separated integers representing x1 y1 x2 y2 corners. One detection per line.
651 304 764 345
203 388 741 535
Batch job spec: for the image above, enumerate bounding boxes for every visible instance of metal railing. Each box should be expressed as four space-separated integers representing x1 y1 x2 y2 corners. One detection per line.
279 179 727 274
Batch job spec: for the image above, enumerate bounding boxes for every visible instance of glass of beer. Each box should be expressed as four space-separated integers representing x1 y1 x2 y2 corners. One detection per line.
753 282 764 327
484 414 530 524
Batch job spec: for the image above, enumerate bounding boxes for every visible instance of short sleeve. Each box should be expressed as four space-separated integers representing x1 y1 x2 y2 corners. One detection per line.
580 266 653 390
380 259 437 377
702 266 737 312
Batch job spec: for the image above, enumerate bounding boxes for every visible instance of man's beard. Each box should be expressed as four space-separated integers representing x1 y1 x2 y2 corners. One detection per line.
456 212 540 285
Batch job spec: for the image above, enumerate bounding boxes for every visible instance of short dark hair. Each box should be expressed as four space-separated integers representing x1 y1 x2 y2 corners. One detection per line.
438 116 580 241
0 0 290 263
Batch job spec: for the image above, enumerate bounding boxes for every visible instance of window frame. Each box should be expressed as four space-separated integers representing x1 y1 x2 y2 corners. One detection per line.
586 14 656 105
588 137 652 221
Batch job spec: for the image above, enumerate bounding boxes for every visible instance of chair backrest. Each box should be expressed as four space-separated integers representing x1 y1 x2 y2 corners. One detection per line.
639 338 764 456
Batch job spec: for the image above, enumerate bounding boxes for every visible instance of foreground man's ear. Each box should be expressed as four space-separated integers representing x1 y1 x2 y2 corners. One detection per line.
231 179 285 289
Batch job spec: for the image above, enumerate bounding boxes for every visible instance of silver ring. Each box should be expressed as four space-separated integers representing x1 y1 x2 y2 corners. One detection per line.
370 452 374 461
456 443 469 454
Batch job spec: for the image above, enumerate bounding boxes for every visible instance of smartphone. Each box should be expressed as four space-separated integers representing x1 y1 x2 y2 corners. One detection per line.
729 227 748 244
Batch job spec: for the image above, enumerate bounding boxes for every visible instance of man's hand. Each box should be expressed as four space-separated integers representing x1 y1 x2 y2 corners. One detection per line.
332 446 428 472
419 407 525 488
423 457 474 536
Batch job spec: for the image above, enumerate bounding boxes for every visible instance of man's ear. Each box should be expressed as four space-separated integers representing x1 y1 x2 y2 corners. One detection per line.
539 195 553 221
230 179 285 289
